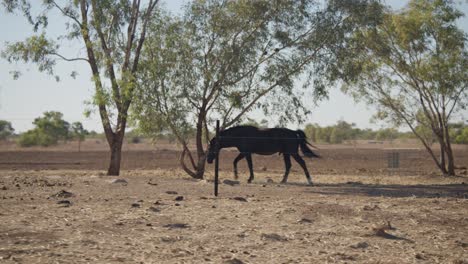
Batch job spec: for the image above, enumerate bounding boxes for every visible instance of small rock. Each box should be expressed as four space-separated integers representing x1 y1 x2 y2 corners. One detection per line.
175 196 184 201
147 181 158 186
225 258 245 264
174 203 181 206
131 203 141 208
363 205 380 211
266 178 274 183
298 218 313 224
232 197 248 202
415 253 425 260
57 200 72 207
260 166 267 171
166 191 178 195
148 207 160 213
49 190 74 199
1 186 7 191
223 179 240 186
163 223 189 229
455 240 468 248
261 233 287 241
111 179 128 185
350 242 369 249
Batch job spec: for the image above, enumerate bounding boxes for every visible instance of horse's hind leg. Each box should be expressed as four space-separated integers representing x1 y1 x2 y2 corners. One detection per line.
245 154 255 183
233 153 245 179
292 153 313 185
281 154 292 184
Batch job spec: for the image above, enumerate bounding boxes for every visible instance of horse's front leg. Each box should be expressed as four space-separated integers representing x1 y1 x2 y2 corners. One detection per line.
245 153 254 183
233 153 245 179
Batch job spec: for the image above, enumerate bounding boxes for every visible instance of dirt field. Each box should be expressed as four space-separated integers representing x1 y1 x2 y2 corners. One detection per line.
0 141 467 263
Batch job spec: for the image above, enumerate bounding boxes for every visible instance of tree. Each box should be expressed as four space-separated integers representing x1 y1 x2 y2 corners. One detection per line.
133 0 376 179
18 111 70 146
71 121 88 152
330 0 468 175
34 111 70 140
375 128 398 142
2 0 160 175
454 127 468 144
0 120 14 140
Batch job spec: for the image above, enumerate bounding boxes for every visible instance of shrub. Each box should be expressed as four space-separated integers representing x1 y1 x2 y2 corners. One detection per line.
18 130 56 147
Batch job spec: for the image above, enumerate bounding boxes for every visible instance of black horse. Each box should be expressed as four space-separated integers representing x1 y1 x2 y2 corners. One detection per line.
206 125 319 185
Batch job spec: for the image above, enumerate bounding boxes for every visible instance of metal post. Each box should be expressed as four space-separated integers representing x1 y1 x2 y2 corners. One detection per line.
214 120 220 196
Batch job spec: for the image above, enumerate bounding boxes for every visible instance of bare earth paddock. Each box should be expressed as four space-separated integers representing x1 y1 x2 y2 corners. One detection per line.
0 144 467 263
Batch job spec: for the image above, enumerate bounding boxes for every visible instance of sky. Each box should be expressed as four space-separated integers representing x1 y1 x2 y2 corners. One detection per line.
0 0 467 133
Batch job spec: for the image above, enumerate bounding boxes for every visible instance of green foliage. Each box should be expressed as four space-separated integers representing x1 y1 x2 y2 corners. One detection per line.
375 128 398 142
134 1 323 136
0 120 14 140
71 122 88 141
2 33 57 75
17 111 71 147
134 0 378 142
450 123 468 144
2 0 160 174
18 129 55 147
241 118 269 129
325 0 468 175
305 121 403 143
329 0 467 128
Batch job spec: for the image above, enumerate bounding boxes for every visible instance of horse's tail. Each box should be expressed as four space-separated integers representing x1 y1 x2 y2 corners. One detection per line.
296 130 320 158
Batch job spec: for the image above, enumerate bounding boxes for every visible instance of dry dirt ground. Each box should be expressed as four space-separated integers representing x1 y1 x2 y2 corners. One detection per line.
0 143 467 263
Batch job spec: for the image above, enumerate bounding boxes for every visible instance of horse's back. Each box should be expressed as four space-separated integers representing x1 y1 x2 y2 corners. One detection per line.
222 126 300 155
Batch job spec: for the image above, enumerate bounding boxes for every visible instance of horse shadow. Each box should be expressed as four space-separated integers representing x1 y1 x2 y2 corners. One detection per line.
282 181 468 199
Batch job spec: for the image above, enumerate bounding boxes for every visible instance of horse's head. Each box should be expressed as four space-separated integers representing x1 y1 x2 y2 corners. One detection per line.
206 137 218 164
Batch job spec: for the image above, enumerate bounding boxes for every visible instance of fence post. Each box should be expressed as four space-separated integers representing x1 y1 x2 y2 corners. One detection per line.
214 120 220 196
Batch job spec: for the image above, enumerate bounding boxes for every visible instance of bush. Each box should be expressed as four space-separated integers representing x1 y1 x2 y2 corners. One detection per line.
18 130 56 147
454 127 468 144
0 120 14 140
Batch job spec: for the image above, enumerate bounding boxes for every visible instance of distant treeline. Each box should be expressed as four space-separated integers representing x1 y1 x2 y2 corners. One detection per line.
2 116 468 146
304 121 468 144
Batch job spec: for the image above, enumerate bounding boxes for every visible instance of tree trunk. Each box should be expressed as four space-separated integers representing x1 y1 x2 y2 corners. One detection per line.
107 134 124 176
193 111 207 179
179 148 204 179
444 125 456 176
446 146 456 175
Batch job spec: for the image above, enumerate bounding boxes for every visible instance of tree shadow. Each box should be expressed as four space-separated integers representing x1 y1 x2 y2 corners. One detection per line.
296 182 468 199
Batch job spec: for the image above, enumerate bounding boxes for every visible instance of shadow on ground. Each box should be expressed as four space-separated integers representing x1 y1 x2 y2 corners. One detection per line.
302 182 468 199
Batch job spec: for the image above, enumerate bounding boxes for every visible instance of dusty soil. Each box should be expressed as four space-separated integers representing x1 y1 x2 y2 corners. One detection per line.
0 169 467 263
0 142 467 263
1 144 468 176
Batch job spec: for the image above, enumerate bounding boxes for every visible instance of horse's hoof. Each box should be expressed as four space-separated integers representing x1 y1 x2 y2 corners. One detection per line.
308 182 314 186
280 180 287 184
247 180 253 184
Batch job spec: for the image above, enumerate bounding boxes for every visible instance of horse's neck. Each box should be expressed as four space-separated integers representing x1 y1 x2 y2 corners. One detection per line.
219 138 234 148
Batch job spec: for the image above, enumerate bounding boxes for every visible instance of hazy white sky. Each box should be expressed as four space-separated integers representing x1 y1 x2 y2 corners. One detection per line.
0 0 467 133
